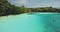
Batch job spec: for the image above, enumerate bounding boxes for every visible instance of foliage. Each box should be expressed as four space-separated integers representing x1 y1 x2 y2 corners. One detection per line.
0 0 60 16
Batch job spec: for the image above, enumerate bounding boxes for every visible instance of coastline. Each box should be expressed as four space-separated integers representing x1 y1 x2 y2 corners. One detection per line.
0 12 60 17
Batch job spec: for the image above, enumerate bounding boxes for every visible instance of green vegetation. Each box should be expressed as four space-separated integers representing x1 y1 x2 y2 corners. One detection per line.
0 0 60 16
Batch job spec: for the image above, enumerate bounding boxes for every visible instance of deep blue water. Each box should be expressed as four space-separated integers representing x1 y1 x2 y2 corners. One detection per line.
0 13 60 32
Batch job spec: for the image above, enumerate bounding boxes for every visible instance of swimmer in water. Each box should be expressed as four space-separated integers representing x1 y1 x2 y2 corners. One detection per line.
52 19 56 23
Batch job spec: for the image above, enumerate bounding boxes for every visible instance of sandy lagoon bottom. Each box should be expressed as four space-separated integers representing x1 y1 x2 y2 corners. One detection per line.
0 12 60 32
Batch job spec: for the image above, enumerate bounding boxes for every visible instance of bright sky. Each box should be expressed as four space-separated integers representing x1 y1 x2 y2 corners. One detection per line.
8 0 60 8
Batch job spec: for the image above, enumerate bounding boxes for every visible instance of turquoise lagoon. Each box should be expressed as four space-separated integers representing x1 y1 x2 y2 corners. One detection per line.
0 12 60 32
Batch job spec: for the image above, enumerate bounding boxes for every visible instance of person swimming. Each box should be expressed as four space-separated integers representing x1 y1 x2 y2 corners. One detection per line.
52 19 56 23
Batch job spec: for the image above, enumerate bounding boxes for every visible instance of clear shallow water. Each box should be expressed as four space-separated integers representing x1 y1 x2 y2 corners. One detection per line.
0 13 60 32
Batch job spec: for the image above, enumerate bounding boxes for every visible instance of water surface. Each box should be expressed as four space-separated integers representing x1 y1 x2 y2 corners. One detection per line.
0 12 60 32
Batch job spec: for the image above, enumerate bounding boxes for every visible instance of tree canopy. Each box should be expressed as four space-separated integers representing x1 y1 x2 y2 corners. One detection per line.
0 0 60 16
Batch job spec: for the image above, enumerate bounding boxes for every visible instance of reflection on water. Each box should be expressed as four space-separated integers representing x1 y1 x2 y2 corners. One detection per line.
0 13 60 32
